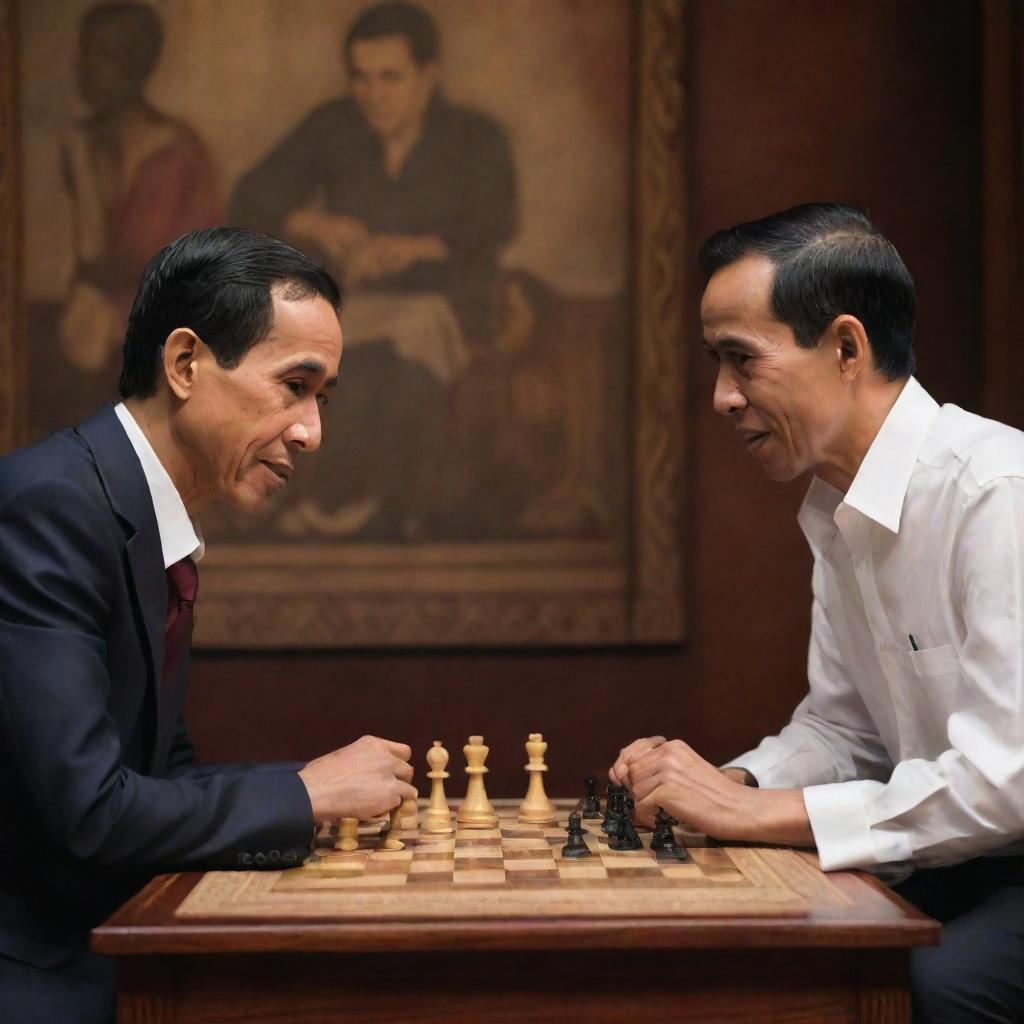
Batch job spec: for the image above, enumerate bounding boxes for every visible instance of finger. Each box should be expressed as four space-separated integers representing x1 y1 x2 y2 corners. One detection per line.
611 736 662 785
632 774 663 804
392 757 415 782
398 781 419 802
382 740 413 760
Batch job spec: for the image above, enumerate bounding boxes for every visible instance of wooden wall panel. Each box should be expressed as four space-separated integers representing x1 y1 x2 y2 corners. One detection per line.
187 0 985 799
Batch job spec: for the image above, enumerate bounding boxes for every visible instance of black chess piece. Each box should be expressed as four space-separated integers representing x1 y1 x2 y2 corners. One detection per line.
582 775 602 819
561 811 592 858
650 806 690 861
601 784 625 836
609 795 643 851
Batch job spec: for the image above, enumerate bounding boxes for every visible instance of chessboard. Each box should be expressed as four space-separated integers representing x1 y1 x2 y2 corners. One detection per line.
175 800 835 922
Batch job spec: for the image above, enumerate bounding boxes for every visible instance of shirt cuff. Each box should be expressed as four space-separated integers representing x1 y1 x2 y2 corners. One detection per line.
803 780 881 871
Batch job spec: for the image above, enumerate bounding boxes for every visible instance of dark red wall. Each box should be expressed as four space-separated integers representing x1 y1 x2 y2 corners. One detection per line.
186 0 984 799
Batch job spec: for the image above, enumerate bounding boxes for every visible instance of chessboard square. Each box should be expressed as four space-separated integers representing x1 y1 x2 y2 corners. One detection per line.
455 828 501 840
504 858 558 873
604 860 658 873
411 851 457 862
332 872 409 887
659 863 706 879
502 838 550 851
364 857 412 874
453 869 506 885
408 860 452 876
603 865 661 879
407 871 455 884
506 870 559 882
455 857 505 872
542 827 566 840
454 847 502 861
556 863 608 879
502 827 544 839
502 846 553 860
372 849 414 862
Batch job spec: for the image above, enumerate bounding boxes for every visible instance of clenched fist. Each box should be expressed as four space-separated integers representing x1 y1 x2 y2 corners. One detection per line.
299 735 417 821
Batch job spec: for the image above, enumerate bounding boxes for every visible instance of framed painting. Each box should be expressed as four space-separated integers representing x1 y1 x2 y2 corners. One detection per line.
0 0 686 647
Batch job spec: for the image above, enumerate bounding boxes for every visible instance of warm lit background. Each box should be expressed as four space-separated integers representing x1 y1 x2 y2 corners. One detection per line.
11 0 1024 799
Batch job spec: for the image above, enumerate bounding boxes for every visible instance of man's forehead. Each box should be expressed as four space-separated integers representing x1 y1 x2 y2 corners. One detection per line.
700 254 776 324
349 34 418 68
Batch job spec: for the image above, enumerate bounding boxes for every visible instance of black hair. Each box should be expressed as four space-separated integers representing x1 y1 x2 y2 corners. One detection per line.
118 226 341 398
344 1 439 67
80 1 164 86
698 203 916 380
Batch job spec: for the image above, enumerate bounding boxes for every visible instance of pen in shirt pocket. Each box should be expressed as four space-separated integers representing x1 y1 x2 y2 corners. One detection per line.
908 634 920 652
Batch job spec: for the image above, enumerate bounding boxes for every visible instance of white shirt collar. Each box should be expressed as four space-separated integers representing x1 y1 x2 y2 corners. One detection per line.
114 403 204 569
797 377 940 552
841 376 939 534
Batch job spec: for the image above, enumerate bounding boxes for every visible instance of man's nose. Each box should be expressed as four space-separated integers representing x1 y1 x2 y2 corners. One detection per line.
712 366 746 417
286 400 323 453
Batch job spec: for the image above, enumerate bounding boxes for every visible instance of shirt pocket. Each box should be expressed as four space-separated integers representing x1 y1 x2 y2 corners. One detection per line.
887 644 961 756
906 643 960 678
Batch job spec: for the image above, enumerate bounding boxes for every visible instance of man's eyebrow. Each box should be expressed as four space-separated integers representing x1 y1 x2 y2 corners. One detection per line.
707 335 757 353
281 360 327 375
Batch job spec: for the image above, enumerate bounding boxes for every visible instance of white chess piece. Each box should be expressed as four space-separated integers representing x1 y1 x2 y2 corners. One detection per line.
457 735 499 828
422 741 455 834
381 803 405 851
336 817 359 852
518 733 557 825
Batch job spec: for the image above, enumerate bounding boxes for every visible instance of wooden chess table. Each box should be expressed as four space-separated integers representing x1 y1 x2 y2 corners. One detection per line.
92 800 939 1023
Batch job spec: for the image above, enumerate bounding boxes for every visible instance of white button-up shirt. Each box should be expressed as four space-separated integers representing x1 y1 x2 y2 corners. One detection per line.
725 378 1024 872
114 403 203 569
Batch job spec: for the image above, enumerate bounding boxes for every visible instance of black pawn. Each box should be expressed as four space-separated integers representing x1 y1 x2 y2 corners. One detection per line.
610 796 643 851
651 807 690 862
601 784 625 837
561 811 591 858
582 775 602 819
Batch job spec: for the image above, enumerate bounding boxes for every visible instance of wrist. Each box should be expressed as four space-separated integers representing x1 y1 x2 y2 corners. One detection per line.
740 788 815 847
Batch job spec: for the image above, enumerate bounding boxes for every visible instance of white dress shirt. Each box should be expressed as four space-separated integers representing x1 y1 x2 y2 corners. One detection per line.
114 403 203 569
725 377 1024 872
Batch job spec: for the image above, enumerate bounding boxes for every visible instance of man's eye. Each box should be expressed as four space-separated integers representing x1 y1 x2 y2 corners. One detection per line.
705 349 720 364
730 352 751 368
316 393 330 407
285 380 305 396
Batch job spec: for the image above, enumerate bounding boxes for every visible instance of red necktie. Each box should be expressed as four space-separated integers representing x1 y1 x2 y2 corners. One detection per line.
164 556 198 687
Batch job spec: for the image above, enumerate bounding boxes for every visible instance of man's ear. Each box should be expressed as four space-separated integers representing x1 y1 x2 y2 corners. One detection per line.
163 328 202 400
829 314 871 383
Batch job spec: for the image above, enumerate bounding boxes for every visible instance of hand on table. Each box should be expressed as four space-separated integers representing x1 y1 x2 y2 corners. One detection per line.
299 735 416 821
609 736 814 847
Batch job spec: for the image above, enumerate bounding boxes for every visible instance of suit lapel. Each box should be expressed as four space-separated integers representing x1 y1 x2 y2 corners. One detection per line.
76 405 166 721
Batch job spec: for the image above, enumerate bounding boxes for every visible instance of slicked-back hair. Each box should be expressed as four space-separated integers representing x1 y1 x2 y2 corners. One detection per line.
118 227 341 399
344 0 439 68
698 203 916 380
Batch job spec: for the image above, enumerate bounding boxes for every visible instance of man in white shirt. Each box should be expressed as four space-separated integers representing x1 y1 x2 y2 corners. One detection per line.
0 227 417 1022
611 203 1023 1024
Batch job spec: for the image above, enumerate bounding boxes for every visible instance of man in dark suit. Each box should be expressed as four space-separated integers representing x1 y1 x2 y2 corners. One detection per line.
0 227 417 1022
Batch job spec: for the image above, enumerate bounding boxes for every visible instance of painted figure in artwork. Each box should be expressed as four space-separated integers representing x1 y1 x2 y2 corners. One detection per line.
59 1 221 376
230 1 518 540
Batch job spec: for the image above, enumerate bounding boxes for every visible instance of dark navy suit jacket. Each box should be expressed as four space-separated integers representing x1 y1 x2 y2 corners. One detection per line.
0 405 313 970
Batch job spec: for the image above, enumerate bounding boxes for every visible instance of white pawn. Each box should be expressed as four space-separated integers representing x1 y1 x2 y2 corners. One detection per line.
518 732 557 825
422 741 455 834
457 735 499 829
381 803 404 851
336 817 359 852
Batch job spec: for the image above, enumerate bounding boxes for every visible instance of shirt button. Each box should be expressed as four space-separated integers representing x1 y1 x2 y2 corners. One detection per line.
857 560 868 572
283 851 298 864
268 850 281 864
239 852 254 866
254 853 267 866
